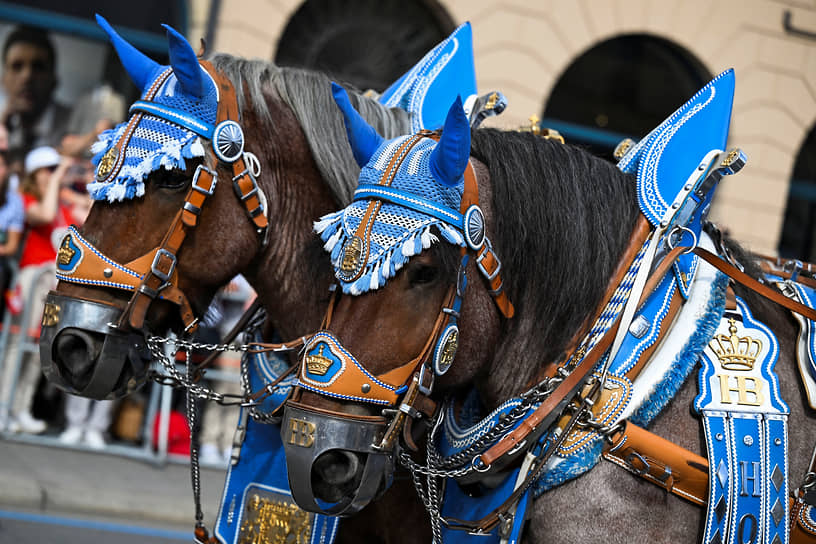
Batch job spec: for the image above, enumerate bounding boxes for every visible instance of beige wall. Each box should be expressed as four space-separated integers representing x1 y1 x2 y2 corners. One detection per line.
205 0 816 255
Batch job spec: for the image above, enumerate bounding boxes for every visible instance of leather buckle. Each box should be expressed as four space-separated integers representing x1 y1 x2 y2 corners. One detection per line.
232 170 259 201
151 249 177 283
476 240 501 281
417 364 434 396
191 164 217 196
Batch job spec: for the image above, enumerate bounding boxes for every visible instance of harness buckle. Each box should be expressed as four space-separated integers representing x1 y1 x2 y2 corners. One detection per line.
232 170 259 201
476 240 501 282
151 248 177 283
417 364 434 396
191 164 217 196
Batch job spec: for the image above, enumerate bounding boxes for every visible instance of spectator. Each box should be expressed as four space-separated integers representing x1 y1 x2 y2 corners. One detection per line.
1 26 70 176
0 146 70 434
58 396 115 449
56 155 109 448
0 124 24 320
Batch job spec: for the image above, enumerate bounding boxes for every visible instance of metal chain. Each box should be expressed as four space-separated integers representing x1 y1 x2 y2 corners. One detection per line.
144 310 298 422
184 348 206 531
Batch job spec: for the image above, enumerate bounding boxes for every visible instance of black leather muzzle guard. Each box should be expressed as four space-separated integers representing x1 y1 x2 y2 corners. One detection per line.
281 401 395 516
39 291 152 400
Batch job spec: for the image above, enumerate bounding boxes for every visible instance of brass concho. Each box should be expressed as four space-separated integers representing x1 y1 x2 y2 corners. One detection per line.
96 146 119 181
57 235 76 267
339 235 364 278
238 491 312 544
433 325 459 375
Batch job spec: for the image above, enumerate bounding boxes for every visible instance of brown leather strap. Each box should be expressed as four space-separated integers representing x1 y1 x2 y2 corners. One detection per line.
603 421 708 506
200 60 268 233
482 219 672 466
760 260 816 290
528 216 652 388
462 162 514 318
694 247 816 322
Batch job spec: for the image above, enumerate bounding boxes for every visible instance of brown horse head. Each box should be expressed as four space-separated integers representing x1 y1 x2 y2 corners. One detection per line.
40 17 410 400
281 90 644 515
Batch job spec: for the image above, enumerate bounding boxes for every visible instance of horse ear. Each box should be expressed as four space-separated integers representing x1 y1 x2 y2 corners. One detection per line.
96 14 161 92
162 24 205 98
430 96 470 187
331 82 384 167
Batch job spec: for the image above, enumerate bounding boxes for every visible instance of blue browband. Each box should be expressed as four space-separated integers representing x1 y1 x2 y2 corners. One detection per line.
353 183 465 230
129 100 215 139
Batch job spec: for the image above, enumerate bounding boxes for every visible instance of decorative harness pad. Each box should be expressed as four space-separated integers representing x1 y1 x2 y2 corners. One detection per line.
694 297 790 544
379 22 477 133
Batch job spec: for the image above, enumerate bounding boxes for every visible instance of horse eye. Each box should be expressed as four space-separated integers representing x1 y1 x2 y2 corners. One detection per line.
409 264 439 286
153 169 189 190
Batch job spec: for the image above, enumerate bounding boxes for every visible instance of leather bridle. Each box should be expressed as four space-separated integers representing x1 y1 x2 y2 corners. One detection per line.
40 61 271 399
281 132 515 515
54 61 269 334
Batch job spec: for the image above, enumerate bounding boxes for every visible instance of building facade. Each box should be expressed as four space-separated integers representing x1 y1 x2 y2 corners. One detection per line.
196 0 816 257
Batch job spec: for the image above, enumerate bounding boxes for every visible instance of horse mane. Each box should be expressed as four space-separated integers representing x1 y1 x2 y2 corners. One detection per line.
469 129 641 399
208 54 412 205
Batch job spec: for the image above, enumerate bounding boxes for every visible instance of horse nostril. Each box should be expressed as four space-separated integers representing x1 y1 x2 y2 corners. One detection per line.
311 450 365 503
54 330 102 387
315 450 361 485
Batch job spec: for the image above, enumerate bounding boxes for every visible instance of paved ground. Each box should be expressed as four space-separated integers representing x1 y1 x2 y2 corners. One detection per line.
0 437 228 530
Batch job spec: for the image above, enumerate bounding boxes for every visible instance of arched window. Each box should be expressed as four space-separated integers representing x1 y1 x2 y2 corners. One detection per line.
778 124 816 260
275 0 454 92
543 34 711 159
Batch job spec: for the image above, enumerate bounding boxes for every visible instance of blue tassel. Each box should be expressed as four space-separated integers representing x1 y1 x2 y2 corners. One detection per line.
533 438 605 497
413 234 423 255
330 237 345 264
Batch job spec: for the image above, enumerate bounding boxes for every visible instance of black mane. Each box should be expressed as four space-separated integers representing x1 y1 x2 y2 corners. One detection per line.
470 129 640 396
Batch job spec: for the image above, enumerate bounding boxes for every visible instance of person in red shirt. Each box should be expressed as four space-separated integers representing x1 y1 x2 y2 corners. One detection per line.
0 146 70 434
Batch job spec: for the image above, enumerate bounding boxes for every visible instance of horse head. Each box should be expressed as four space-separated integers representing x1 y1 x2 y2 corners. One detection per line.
40 16 352 400
281 91 514 515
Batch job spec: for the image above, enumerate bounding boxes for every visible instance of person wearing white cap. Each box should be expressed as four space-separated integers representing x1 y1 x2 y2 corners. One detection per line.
0 145 70 434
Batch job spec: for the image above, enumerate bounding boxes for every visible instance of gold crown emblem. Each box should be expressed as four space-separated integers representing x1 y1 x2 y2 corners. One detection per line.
710 318 761 371
57 236 76 266
306 345 333 376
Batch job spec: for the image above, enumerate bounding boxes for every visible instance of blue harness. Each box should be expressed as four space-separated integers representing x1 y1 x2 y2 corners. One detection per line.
212 336 341 544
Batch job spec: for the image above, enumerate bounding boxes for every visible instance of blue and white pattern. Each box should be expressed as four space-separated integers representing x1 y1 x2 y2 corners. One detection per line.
694 297 790 544
315 135 467 295
88 69 216 202
379 22 477 132
780 280 816 409
617 69 734 227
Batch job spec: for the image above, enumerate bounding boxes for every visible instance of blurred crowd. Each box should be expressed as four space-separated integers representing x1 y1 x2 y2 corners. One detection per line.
0 25 246 461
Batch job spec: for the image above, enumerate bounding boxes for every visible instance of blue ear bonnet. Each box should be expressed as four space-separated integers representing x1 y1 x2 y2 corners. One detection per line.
315 135 467 295
88 16 220 202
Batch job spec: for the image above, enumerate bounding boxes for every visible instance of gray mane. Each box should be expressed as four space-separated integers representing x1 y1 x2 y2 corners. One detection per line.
208 54 412 205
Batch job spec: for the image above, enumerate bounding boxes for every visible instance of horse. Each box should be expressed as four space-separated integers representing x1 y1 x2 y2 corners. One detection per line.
39 16 436 544
279 81 816 543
